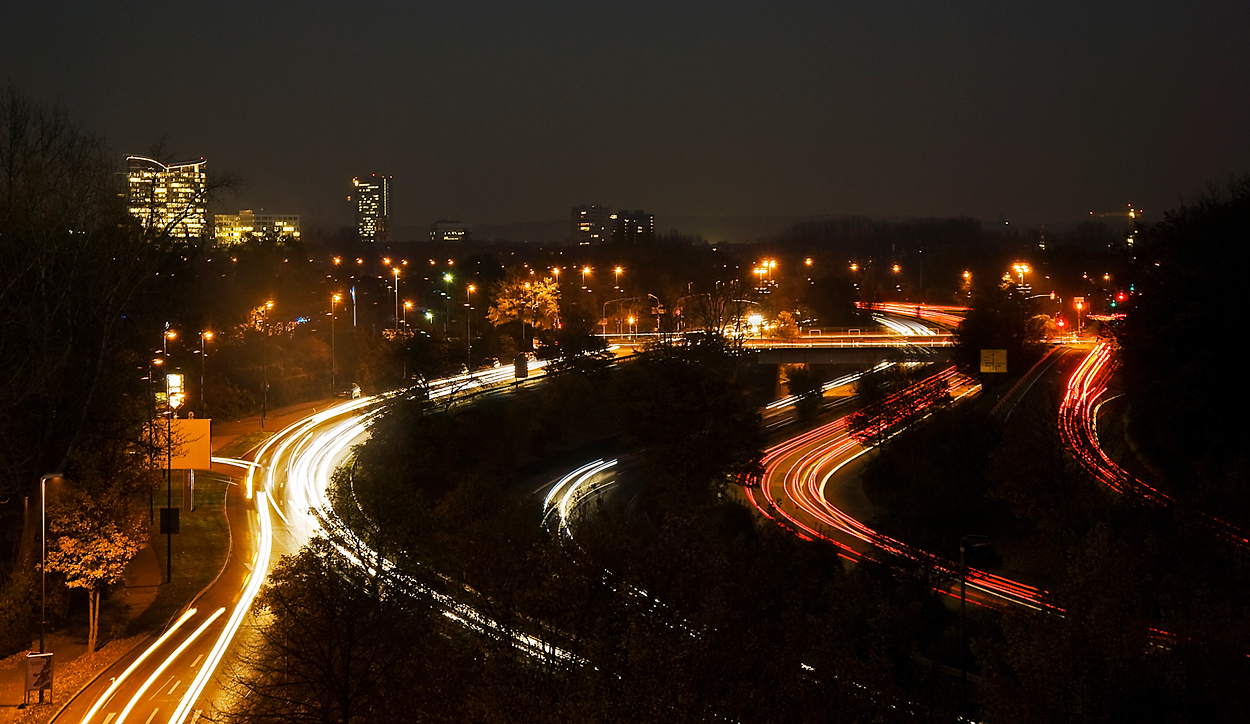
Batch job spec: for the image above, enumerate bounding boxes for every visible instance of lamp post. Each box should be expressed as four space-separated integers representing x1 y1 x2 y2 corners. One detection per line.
199 331 213 418
260 301 273 429
960 534 991 721
581 266 591 289
1012 262 1031 289
614 266 622 290
466 284 475 366
442 272 453 336
391 267 401 336
331 293 341 393
163 326 176 363
36 472 61 703
166 374 185 583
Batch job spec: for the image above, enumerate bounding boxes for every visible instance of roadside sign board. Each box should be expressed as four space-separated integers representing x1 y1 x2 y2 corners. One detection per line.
170 419 211 469
26 653 52 694
980 349 1007 374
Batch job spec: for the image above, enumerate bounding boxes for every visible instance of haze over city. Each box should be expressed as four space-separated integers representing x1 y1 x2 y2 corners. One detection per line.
7 1 1249 236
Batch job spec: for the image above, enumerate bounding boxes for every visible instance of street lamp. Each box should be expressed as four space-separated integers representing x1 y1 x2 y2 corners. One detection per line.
331 293 341 393
261 301 273 429
614 266 623 290
165 373 185 583
960 534 991 720
443 272 453 336
1012 262 1031 287
581 266 591 289
38 471 63 699
466 284 475 366
393 267 401 335
199 331 213 418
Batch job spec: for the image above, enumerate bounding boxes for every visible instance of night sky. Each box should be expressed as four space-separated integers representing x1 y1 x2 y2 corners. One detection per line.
6 1 1249 235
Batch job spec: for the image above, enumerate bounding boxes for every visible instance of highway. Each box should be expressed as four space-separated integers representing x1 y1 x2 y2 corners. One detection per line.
1059 341 1249 546
55 360 559 724
743 365 1054 610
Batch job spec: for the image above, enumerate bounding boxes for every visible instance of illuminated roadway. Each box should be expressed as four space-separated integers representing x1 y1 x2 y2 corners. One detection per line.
56 362 554 724
1059 341 1249 546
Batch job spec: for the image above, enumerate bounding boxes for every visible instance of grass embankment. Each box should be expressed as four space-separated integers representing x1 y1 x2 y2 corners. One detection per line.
130 473 231 633
2 635 145 724
214 432 271 459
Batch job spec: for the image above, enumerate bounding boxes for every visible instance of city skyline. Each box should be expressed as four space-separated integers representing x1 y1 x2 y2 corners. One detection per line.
6 2 1247 234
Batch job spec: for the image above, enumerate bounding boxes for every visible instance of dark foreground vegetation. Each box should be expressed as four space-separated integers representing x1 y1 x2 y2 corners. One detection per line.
224 339 960 722
856 180 1250 721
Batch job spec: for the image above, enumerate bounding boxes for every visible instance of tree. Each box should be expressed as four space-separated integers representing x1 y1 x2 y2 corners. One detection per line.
0 88 179 655
486 271 560 345
952 277 1045 377
44 487 145 652
848 364 945 447
540 306 613 376
769 310 800 339
1117 176 1250 526
782 364 823 424
224 537 473 724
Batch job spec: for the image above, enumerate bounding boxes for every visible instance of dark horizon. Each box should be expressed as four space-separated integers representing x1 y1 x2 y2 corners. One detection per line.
5 1 1247 235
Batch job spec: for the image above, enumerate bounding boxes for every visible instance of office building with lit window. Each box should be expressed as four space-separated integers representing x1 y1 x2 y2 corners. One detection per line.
430 220 471 242
125 155 208 239
214 210 301 246
571 204 612 245
351 174 391 242
611 209 655 243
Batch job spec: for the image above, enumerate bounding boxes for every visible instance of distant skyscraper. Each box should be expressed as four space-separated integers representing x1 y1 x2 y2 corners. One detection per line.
611 209 655 244
571 205 612 245
125 155 208 239
214 210 301 247
352 174 391 242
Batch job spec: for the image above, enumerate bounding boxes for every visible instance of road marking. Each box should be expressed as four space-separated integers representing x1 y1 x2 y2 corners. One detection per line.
144 710 159 724
190 711 202 724
149 676 173 700
168 681 181 695
77 609 200 724
242 572 251 587
103 714 116 724
190 654 203 668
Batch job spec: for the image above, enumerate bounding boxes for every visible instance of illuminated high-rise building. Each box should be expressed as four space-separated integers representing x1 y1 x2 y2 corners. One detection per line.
126 155 208 239
571 204 612 245
351 174 391 242
610 209 654 244
214 210 301 247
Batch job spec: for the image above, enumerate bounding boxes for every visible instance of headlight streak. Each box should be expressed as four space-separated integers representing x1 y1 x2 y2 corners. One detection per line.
541 459 619 535
167 492 274 724
275 395 583 666
1059 343 1250 546
114 608 225 724
77 608 199 724
871 302 968 329
873 314 936 337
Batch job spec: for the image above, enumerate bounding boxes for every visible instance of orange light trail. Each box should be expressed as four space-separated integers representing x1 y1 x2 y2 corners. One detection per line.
1058 343 1250 545
744 366 1055 610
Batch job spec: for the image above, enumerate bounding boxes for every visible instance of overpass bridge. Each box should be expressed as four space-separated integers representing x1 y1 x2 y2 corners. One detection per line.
744 334 953 365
